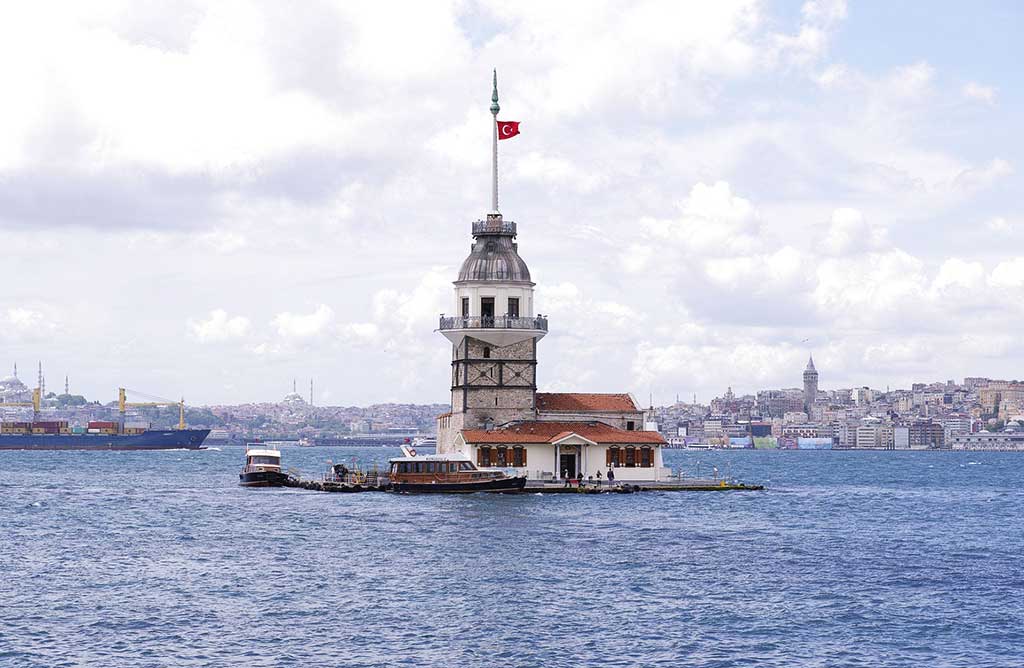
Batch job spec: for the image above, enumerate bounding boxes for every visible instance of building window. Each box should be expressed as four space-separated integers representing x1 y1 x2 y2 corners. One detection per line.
625 447 636 467
626 421 635 431
478 447 492 467
461 297 470 317
496 447 507 466
640 448 652 467
483 347 490 358
508 297 520 318
606 447 619 467
481 297 495 326
513 446 526 467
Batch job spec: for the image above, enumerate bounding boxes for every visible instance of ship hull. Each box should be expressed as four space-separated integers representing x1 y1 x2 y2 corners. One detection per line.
391 475 528 494
0 429 210 451
239 470 291 487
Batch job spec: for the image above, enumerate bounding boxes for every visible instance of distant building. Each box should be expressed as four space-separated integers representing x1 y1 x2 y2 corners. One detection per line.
281 379 307 407
803 356 819 413
0 365 31 403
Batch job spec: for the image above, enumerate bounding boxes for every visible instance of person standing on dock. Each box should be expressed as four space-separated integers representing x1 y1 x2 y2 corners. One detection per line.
563 469 569 487
607 468 615 485
596 470 603 486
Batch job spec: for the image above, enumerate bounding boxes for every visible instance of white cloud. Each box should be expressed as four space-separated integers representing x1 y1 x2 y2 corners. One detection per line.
0 306 60 342
963 81 996 105
188 309 250 343
986 216 1013 233
819 208 888 255
642 181 761 255
271 304 334 338
988 258 1024 288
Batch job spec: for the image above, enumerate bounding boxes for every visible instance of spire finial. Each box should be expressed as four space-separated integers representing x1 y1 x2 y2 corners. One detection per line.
491 69 500 116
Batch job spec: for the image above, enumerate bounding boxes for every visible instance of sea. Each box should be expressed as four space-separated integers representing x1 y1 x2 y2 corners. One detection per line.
2 447 1022 668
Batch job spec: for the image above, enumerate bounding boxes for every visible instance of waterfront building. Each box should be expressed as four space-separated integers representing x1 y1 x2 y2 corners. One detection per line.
951 423 1024 450
435 73 667 481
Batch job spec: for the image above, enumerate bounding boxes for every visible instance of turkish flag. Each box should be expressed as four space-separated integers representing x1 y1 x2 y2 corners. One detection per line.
497 120 520 140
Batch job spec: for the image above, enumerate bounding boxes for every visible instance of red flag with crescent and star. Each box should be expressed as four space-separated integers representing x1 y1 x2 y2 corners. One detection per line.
497 120 520 140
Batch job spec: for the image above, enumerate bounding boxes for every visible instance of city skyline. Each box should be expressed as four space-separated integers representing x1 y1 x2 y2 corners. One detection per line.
1 2 1022 405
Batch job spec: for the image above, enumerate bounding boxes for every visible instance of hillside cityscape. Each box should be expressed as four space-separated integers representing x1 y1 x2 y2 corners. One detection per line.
1 360 1021 450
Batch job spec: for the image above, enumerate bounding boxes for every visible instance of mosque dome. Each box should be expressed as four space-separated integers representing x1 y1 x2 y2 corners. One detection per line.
0 374 30 402
456 216 532 283
282 392 306 406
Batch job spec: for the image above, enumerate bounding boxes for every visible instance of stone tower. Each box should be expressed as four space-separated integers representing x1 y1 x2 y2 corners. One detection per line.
803 355 819 413
436 72 548 454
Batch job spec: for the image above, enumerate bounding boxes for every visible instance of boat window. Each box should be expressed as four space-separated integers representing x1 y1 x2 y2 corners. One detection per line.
415 462 424 473
250 456 279 465
459 461 474 471
449 462 458 473
426 462 435 473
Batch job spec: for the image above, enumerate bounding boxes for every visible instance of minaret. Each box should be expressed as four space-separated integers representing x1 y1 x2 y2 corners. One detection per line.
803 355 819 413
310 379 314 407
436 71 547 454
65 375 69 395
38 362 44 396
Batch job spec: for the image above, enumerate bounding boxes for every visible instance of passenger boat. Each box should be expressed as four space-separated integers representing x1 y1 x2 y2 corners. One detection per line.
239 443 290 487
388 446 527 494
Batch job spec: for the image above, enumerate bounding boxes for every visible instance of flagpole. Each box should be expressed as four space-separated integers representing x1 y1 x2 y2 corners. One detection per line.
491 69 500 214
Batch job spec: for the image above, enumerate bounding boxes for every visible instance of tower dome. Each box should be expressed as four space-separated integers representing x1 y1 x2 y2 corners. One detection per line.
457 214 532 283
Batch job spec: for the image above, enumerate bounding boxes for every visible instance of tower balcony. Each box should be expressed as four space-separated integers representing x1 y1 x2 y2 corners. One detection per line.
438 314 548 347
472 219 516 236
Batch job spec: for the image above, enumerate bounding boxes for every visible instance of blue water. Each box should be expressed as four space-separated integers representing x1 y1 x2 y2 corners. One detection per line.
2 448 1022 668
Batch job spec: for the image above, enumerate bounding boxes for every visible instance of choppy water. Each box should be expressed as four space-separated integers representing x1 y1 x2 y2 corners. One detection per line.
2 447 1023 667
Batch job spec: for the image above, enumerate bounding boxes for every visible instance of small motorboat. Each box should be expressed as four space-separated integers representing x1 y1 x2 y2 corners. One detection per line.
239 443 290 487
388 445 527 494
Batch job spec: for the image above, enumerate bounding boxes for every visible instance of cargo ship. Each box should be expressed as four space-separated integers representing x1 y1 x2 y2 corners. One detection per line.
0 386 209 451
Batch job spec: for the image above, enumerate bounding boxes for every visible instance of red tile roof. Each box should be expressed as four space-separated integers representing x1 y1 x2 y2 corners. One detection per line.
536 392 639 412
461 421 664 445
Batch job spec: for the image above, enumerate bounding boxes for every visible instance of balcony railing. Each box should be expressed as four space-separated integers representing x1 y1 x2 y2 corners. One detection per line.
472 220 517 236
439 315 548 331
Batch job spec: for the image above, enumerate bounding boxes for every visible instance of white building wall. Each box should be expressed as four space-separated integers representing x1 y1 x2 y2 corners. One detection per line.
465 441 667 481
454 282 535 317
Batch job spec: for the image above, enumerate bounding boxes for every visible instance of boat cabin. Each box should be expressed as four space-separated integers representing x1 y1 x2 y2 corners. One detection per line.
388 453 505 484
243 446 282 474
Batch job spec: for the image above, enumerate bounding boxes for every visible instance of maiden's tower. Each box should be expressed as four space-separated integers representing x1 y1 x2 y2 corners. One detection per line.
436 73 667 482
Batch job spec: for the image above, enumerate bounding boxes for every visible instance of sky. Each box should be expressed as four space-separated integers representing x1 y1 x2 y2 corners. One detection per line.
1 0 1022 406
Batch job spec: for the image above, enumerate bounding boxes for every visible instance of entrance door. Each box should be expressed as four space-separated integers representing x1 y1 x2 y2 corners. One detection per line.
481 298 495 327
559 453 577 479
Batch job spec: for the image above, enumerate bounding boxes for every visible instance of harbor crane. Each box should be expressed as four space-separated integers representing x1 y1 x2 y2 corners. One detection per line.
118 388 187 430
